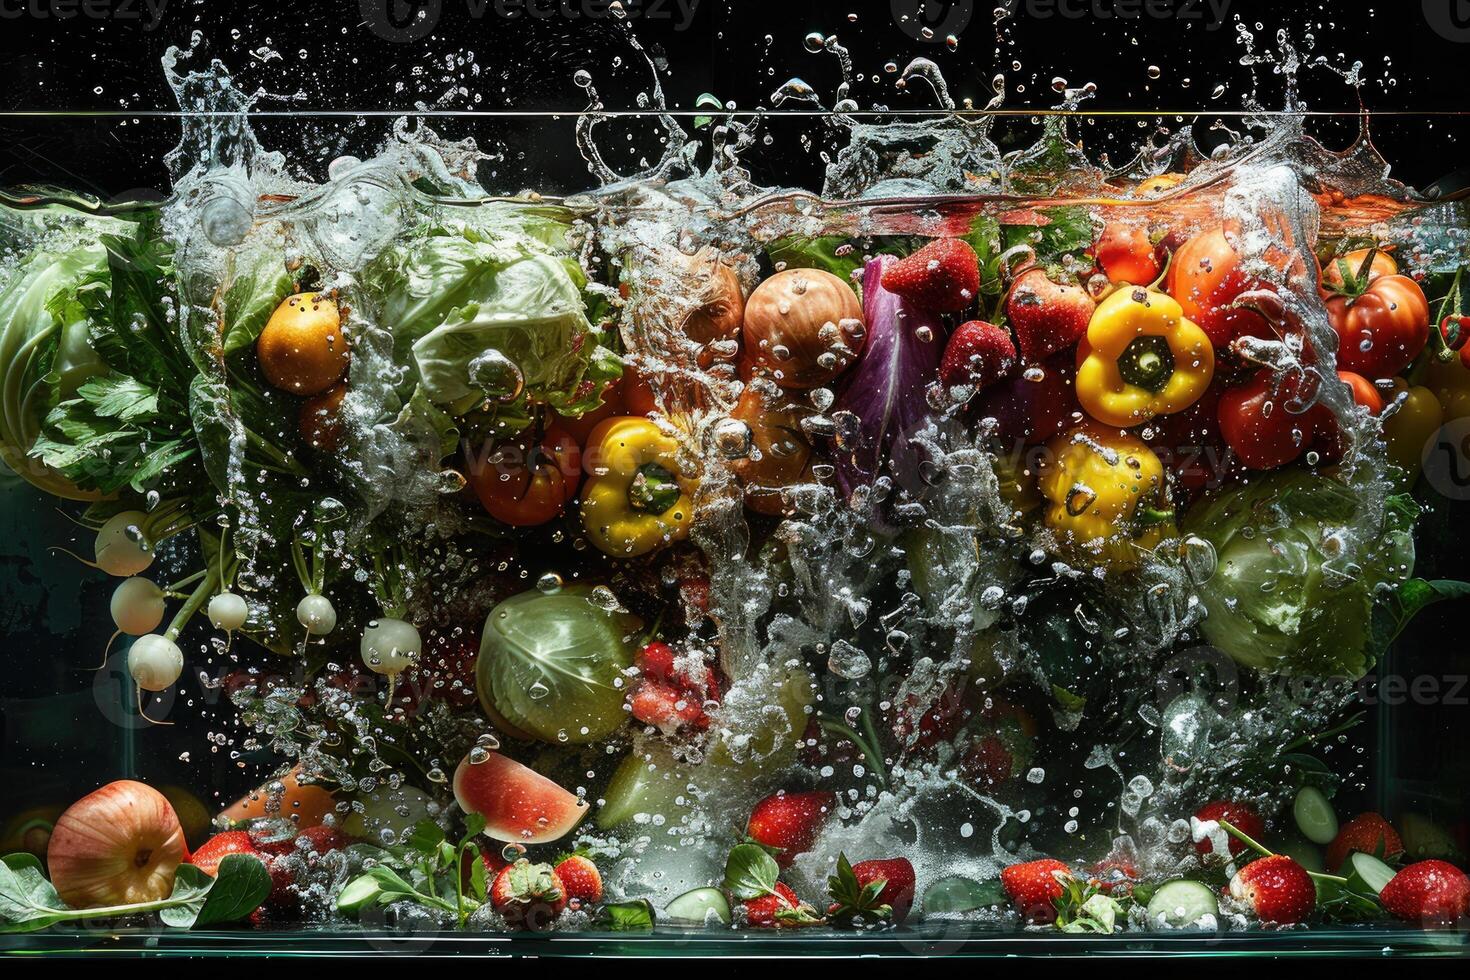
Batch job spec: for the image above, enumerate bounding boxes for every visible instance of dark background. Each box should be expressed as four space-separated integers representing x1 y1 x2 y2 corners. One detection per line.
2 0 1469 196
2 0 1467 850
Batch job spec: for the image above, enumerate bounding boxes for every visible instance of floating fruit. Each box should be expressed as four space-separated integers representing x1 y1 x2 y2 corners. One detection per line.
453 749 588 845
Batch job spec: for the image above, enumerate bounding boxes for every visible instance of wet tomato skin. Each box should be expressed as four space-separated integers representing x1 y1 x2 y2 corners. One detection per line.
468 424 582 527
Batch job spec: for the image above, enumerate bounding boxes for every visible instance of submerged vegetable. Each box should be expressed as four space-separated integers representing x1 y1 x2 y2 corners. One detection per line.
1184 469 1417 677
831 255 944 496
368 217 619 421
581 417 693 558
1075 286 1214 428
1038 424 1174 570
0 239 109 500
476 586 637 744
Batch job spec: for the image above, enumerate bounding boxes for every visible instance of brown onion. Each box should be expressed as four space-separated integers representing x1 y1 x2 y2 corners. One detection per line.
46 780 186 908
730 383 814 516
679 250 745 354
741 268 865 389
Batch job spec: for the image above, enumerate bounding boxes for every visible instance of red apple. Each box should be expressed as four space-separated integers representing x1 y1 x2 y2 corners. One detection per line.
46 780 187 909
453 750 588 845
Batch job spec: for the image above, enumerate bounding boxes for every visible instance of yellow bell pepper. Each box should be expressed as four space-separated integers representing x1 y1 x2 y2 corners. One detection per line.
1076 286 1214 428
1381 378 1444 486
1039 424 1174 570
1424 353 1470 423
581 416 693 558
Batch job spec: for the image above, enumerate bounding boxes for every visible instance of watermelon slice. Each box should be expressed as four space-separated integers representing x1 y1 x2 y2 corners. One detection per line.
453 750 589 845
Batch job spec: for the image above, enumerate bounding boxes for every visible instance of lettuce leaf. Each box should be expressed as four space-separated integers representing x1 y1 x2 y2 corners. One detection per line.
365 215 617 424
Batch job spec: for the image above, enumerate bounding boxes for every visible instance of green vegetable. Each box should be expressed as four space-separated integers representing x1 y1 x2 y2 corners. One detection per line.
597 899 656 931
336 814 488 928
922 875 1007 915
1185 471 1427 678
1347 852 1396 895
721 842 782 902
663 886 732 925
0 851 269 933
365 213 620 423
475 586 637 745
1144 879 1219 929
1293 786 1339 845
0 238 110 499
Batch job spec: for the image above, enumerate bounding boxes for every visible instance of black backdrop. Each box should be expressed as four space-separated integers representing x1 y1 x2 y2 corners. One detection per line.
2 0 1468 195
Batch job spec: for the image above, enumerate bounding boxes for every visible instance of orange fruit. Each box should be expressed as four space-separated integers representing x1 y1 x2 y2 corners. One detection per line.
257 292 350 395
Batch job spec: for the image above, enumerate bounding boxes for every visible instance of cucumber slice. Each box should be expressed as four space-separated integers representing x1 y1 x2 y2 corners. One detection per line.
1145 879 1219 929
336 874 383 914
663 887 732 926
923 876 1007 915
1349 852 1397 895
1293 786 1339 845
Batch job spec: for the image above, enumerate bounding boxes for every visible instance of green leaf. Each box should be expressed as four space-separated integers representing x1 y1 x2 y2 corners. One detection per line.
1002 206 1097 267
176 853 272 928
722 842 781 902
156 864 219 928
766 236 865 290
598 899 656 932
460 813 487 845
1372 579 1470 651
221 240 294 359
406 818 447 857
0 853 69 933
76 374 159 422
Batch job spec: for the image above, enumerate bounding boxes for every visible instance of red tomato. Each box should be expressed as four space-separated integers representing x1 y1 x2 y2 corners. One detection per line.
1327 275 1430 380
1216 369 1321 471
1167 223 1313 350
467 424 582 527
623 366 658 417
1336 370 1384 415
1095 221 1161 285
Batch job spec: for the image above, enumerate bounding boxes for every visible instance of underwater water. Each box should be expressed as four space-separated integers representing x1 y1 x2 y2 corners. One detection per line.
3 12 1470 956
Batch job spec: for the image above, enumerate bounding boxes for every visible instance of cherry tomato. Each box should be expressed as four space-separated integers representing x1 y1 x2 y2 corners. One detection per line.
1326 274 1430 379
1335 370 1384 415
1217 369 1320 470
466 423 581 527
1095 222 1161 286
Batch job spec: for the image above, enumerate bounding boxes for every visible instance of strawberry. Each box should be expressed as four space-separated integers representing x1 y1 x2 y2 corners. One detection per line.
555 854 604 905
1325 812 1403 873
1193 800 1266 859
189 831 259 876
189 831 292 913
636 641 677 682
628 678 708 732
1228 854 1316 924
1379 860 1470 925
959 735 1014 788
850 858 917 923
252 823 350 857
939 320 1018 393
1000 858 1072 923
745 790 836 868
742 881 823 927
888 682 973 750
490 859 567 930
1005 267 1096 364
880 238 981 314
